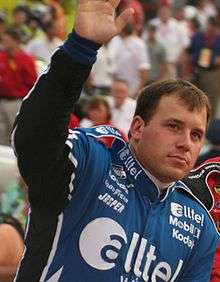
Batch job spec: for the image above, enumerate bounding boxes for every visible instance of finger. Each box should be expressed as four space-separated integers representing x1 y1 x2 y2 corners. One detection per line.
78 0 98 2
115 8 134 33
108 0 120 8
78 0 102 4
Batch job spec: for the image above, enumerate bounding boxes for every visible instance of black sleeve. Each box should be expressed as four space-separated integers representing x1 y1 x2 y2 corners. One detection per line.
12 49 92 214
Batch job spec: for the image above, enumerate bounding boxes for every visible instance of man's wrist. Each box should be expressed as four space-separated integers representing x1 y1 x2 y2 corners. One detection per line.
60 31 101 65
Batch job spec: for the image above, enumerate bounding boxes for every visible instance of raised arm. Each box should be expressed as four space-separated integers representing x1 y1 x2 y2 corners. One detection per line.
12 0 133 210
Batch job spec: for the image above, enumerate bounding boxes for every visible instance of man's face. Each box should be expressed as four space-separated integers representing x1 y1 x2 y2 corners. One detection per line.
2 34 18 51
158 7 171 23
205 22 218 36
88 104 109 125
130 94 207 183
13 11 27 25
111 81 129 108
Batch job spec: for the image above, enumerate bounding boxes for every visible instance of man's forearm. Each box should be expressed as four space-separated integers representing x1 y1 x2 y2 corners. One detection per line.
12 32 99 183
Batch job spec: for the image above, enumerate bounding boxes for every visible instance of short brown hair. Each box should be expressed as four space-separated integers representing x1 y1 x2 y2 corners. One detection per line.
4 26 21 42
84 96 111 122
135 79 211 125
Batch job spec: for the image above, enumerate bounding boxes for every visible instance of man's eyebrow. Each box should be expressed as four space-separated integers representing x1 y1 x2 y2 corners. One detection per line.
165 118 183 125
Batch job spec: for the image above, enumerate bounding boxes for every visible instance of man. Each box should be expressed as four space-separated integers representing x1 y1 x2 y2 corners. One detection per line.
196 118 220 166
25 21 63 64
11 5 31 44
107 79 136 135
12 0 219 281
89 42 116 96
109 22 150 98
145 23 167 83
150 5 190 79
188 16 220 118
79 96 112 128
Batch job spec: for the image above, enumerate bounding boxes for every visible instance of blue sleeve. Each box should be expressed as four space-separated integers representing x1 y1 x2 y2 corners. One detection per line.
61 31 101 65
180 217 219 281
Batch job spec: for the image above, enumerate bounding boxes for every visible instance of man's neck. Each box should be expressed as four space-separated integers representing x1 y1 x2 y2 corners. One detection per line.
129 144 174 192
143 168 174 192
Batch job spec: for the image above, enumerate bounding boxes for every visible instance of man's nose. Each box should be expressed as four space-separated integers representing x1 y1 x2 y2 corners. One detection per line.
176 131 191 151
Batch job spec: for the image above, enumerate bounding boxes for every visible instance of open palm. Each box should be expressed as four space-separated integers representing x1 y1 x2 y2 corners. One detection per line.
74 0 133 44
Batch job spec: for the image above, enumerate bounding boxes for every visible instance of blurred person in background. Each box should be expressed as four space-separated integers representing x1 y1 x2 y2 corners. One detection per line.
11 5 32 44
185 0 217 30
188 16 220 119
25 20 63 65
0 213 24 282
30 3 53 30
150 4 190 79
173 4 192 39
26 10 44 42
145 23 167 83
216 0 220 19
196 118 220 166
0 27 37 145
0 11 6 50
107 79 136 135
89 43 116 96
109 22 150 98
79 96 112 128
49 0 66 40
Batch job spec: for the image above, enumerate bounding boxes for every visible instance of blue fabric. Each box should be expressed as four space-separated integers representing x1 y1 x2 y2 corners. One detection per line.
189 32 220 69
43 126 219 282
60 31 101 65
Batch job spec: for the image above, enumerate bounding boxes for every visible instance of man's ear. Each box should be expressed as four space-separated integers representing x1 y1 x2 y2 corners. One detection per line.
129 116 145 140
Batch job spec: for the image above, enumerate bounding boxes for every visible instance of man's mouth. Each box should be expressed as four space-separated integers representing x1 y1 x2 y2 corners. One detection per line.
168 155 189 166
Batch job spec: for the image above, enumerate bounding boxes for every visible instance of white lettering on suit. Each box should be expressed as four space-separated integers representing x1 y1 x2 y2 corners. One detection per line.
79 218 183 281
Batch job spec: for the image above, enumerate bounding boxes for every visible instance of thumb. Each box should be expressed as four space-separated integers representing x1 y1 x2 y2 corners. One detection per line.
115 8 134 34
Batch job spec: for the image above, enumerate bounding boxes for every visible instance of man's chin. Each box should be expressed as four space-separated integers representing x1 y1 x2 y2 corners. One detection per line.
172 169 189 181
163 167 189 183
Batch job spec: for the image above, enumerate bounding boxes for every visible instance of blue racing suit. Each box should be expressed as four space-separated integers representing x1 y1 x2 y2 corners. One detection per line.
12 32 219 282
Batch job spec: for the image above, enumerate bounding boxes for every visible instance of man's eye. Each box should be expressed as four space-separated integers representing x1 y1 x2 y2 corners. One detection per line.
168 123 179 130
192 131 202 141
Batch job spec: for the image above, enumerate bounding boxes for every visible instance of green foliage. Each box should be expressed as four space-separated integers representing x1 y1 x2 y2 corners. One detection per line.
0 0 77 34
60 0 77 13
60 0 77 33
0 0 18 23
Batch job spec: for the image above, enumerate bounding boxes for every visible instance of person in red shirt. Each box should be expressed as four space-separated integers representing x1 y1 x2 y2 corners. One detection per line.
0 27 37 145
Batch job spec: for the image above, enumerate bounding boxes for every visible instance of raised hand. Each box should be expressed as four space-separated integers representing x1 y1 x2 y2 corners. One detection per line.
74 0 134 44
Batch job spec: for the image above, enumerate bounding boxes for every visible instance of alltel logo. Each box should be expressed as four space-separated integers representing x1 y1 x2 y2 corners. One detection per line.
171 202 204 226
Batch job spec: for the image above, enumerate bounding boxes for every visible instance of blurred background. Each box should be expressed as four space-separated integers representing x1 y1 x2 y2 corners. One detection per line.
0 2 220 279
1 0 220 218
0 0 220 280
